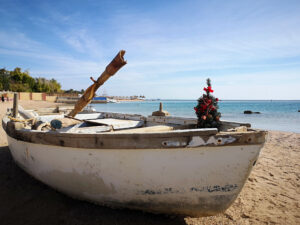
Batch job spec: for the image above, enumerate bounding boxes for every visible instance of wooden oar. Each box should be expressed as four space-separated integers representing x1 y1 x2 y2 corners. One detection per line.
68 50 127 117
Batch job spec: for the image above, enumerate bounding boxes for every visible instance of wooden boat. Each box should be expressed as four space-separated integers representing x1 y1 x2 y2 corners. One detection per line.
2 107 266 216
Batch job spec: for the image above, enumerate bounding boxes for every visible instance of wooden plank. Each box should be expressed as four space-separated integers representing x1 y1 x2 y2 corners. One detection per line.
113 125 174 133
75 113 103 120
65 126 112 134
101 112 146 121
147 116 197 125
85 118 144 130
18 106 37 119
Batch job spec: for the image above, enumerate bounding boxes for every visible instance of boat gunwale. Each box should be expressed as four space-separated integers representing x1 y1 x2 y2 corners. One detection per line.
3 115 267 149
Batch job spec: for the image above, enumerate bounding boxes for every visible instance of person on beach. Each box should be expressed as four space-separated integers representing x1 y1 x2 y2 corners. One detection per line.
1 95 5 102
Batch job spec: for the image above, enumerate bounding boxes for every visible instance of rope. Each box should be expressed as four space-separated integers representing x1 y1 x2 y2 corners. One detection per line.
8 116 35 123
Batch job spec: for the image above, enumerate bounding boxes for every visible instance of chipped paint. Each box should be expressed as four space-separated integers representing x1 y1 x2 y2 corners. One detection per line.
219 136 236 145
207 136 217 145
188 136 206 146
188 136 236 147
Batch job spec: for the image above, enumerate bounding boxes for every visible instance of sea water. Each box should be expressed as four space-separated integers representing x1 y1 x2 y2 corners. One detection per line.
91 100 300 133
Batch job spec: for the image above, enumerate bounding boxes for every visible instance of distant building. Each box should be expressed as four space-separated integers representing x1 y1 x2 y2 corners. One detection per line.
93 97 107 101
92 96 107 103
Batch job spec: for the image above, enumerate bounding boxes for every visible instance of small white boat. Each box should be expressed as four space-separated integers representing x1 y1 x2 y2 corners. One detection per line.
82 105 97 113
107 98 119 103
3 107 266 216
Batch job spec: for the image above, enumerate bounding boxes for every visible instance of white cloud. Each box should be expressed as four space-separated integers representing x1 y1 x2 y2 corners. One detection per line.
59 29 104 59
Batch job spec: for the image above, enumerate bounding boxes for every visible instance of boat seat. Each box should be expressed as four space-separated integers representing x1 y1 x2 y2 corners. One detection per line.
85 118 144 130
113 125 174 133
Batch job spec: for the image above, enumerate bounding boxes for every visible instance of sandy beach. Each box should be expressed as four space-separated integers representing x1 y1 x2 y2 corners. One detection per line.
0 100 299 225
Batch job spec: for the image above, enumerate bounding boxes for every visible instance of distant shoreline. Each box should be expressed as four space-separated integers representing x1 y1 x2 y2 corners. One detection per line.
146 99 300 101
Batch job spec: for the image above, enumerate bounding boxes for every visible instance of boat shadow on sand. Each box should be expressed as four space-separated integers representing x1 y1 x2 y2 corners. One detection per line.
0 146 186 225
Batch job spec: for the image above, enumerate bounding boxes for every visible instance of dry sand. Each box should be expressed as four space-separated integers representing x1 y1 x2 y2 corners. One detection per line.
0 100 299 225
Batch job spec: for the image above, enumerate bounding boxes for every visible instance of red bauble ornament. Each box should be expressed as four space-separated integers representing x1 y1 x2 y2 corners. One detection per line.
204 86 214 93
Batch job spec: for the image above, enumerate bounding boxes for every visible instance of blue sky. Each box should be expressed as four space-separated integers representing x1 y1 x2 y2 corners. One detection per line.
1 0 300 99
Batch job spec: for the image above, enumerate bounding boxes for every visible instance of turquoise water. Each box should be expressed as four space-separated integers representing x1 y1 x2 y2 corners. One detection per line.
90 100 300 133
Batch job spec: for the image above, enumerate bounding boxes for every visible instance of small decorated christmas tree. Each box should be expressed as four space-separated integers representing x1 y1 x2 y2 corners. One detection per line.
194 78 221 130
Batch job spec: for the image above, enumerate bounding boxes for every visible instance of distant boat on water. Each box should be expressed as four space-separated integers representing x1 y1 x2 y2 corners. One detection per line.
107 98 119 103
82 105 96 113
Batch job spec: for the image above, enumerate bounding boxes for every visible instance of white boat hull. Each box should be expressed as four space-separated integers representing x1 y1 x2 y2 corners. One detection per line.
7 135 262 216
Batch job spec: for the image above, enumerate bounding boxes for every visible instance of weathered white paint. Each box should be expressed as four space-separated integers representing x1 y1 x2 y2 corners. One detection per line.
56 122 112 134
66 126 112 134
7 136 263 216
188 136 206 146
113 125 173 133
75 113 103 120
188 135 236 147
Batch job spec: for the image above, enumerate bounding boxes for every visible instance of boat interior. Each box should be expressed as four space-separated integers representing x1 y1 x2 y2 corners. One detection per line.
2 105 268 150
7 105 252 134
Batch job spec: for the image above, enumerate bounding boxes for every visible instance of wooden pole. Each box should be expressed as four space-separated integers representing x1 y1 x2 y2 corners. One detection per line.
68 50 127 117
13 93 18 118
